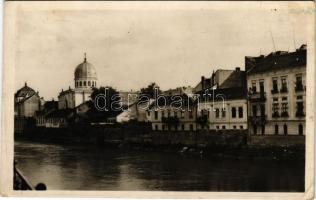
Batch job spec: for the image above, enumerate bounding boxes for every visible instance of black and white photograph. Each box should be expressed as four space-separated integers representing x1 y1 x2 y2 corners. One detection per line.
1 1 315 198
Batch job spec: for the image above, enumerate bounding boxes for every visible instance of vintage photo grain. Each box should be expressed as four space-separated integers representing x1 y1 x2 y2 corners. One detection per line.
1 1 315 199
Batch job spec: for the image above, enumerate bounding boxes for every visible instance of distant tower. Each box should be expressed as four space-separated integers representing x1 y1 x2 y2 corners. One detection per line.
74 53 97 90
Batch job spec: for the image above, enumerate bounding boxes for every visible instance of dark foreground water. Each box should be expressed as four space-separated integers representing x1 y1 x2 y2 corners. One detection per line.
14 140 304 191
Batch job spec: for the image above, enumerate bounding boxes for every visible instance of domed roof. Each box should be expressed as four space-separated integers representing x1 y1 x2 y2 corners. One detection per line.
15 82 36 98
74 57 97 80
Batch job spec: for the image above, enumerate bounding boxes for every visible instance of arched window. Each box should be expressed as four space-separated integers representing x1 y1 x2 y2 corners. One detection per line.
298 124 303 135
92 82 94 87
275 124 279 135
283 124 288 135
88 81 91 86
79 81 82 86
84 81 86 86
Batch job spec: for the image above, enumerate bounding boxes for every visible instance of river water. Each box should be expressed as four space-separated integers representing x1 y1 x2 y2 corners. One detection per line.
14 140 304 191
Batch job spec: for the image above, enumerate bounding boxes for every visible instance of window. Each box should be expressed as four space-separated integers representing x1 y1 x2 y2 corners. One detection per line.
215 108 220 118
92 82 94 87
233 126 236 129
297 95 303 100
84 81 86 86
189 110 193 119
281 76 287 92
298 124 303 135
222 108 226 118
240 126 243 129
222 125 226 130
175 125 178 131
296 102 304 117
259 80 265 93
281 103 289 117
275 125 279 135
147 111 150 116
216 126 219 129
95 82 96 87
273 97 278 102
260 104 265 116
283 124 288 135
261 125 265 135
181 110 185 118
154 111 158 119
282 97 287 101
295 75 303 91
161 111 164 118
75 82 78 87
251 81 257 93
154 125 158 130
272 78 278 92
238 107 243 118
272 103 279 117
88 81 91 86
162 125 165 130
252 105 257 117
182 124 185 130
190 124 194 131
79 81 82 86
232 107 236 118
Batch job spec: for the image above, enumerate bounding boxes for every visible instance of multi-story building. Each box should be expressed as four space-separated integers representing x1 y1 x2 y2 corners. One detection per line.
246 44 306 136
196 67 248 130
147 94 197 131
14 82 43 133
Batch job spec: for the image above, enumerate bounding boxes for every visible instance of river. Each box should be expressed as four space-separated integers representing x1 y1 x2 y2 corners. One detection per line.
14 139 304 191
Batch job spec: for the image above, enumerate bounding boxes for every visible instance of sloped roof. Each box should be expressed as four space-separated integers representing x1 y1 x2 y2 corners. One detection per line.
197 87 247 101
247 45 306 75
219 70 246 89
46 109 74 118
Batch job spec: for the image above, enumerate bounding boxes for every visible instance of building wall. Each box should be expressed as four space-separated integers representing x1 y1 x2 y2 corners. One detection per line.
247 65 306 135
197 99 248 130
16 95 41 117
148 106 197 131
58 92 75 109
74 90 92 107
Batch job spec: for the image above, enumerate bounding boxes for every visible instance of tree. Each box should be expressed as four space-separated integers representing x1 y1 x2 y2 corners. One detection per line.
139 82 161 99
89 86 122 122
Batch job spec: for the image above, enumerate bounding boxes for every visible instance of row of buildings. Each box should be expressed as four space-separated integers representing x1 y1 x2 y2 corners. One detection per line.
15 44 307 137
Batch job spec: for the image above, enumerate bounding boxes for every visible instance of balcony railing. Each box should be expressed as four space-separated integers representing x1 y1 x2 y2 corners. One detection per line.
272 112 280 118
271 89 279 94
295 84 304 92
161 116 180 124
296 111 305 117
280 87 288 93
196 115 208 124
281 112 289 117
249 115 267 125
248 92 266 102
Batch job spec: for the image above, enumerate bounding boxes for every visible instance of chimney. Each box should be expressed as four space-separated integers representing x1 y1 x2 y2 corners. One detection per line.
201 76 205 90
69 86 71 90
236 67 240 72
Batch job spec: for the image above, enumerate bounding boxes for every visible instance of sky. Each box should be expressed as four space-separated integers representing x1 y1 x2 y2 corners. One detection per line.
13 2 311 100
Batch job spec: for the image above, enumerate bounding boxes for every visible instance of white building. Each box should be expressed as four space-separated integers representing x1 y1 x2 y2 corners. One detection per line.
58 54 97 109
246 44 306 136
196 68 248 130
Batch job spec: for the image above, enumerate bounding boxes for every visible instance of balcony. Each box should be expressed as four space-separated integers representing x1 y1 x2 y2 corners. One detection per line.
249 92 266 102
161 116 179 124
272 112 280 118
295 84 304 92
296 111 305 117
280 87 288 93
249 115 267 125
281 112 289 117
271 89 279 94
196 115 208 125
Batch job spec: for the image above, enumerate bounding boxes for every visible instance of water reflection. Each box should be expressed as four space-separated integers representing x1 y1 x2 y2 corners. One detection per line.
14 140 304 191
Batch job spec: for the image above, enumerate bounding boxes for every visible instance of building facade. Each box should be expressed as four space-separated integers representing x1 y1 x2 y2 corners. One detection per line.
196 68 248 130
147 95 197 131
246 44 306 136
